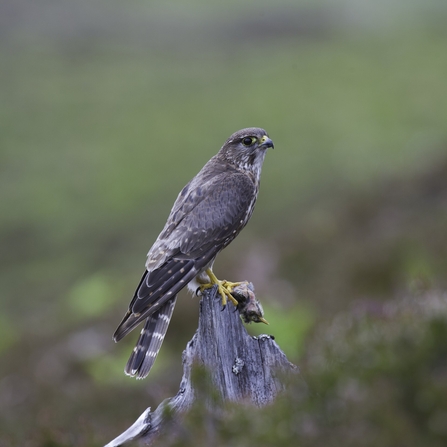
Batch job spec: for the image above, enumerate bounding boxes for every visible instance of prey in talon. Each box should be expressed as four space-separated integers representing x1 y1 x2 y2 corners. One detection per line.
231 282 269 325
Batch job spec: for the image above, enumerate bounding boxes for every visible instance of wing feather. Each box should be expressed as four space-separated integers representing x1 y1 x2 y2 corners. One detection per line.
113 259 196 341
146 165 254 270
173 172 256 257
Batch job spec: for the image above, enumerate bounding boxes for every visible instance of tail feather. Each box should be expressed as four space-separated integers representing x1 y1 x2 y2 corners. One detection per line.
125 296 177 379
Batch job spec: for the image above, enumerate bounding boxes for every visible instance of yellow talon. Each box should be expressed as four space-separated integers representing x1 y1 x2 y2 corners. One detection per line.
199 268 239 307
222 280 245 293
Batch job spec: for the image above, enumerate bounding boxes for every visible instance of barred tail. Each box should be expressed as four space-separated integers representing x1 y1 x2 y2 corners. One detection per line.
125 296 177 379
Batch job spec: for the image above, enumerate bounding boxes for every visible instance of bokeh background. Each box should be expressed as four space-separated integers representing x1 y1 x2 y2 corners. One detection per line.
1 1 447 446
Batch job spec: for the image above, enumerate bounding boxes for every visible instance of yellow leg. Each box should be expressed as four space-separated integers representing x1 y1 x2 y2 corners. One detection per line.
199 268 240 307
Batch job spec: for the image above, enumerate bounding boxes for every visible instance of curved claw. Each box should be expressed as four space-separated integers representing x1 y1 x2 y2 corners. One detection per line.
199 268 239 308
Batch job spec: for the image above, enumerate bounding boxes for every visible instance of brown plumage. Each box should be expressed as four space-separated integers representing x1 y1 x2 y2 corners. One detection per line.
114 127 274 379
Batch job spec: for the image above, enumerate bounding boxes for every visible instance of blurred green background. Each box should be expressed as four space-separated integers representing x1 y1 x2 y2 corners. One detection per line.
1 0 447 445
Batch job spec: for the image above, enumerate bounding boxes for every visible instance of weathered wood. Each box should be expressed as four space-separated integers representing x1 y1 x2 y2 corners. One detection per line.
105 283 297 447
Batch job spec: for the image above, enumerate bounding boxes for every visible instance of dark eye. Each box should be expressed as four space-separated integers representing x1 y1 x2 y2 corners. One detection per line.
242 136 256 146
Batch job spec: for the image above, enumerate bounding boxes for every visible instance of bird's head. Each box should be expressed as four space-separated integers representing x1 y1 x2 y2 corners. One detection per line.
232 281 269 325
219 127 274 174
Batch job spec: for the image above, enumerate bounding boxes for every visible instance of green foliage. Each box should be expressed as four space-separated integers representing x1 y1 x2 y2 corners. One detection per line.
0 315 19 354
68 273 119 319
245 302 315 359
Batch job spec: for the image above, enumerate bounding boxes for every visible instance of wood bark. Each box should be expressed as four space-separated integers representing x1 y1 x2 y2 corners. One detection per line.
105 284 297 447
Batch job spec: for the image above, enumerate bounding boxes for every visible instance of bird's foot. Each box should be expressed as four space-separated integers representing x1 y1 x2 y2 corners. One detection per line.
221 280 246 296
199 268 240 308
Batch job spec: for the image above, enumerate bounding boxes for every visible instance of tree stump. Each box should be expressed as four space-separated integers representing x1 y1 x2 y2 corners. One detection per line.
105 283 297 446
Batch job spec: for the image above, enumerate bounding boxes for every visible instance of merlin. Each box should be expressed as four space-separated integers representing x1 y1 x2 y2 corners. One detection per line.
114 127 274 379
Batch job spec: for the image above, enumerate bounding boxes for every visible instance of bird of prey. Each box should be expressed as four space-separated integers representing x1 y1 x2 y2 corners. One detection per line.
114 127 274 379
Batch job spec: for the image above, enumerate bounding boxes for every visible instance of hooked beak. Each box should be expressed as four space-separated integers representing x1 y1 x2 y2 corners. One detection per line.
259 135 274 149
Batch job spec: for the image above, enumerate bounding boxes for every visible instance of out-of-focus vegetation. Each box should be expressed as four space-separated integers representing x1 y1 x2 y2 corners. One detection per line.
1 0 447 445
158 291 447 447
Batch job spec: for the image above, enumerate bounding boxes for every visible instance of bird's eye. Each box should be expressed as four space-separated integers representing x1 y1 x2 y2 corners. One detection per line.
242 136 256 146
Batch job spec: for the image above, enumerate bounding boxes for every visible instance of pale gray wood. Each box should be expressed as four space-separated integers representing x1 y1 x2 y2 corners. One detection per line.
105 284 297 447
